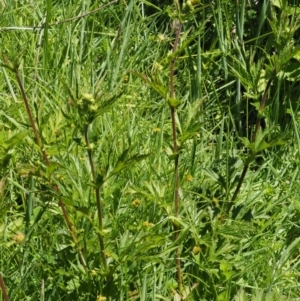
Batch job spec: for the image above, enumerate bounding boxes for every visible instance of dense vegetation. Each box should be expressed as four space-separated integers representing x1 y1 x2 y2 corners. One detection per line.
1 0 300 300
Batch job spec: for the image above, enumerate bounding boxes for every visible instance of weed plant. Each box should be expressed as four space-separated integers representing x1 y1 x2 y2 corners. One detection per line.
1 0 300 300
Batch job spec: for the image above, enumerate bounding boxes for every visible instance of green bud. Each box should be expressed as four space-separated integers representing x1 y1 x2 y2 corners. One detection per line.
82 93 95 102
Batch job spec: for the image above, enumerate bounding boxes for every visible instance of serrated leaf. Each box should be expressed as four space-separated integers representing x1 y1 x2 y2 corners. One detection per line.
257 69 267 93
254 139 270 153
271 0 300 15
6 131 29 148
46 162 60 178
220 260 234 280
107 153 150 179
94 91 123 118
243 92 259 100
293 50 300 62
279 46 300 67
281 61 300 81
202 168 222 183
168 152 179 160
1 53 15 71
167 97 182 108
117 147 130 163
228 56 254 91
166 226 189 250
275 237 300 272
239 137 251 148
178 125 200 145
132 71 167 98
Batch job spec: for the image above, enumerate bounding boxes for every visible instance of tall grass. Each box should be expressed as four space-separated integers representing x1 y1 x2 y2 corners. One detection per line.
1 0 300 300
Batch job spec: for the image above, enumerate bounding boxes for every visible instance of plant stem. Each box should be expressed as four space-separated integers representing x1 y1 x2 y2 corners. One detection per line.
0 274 10 301
235 0 246 135
15 72 49 164
228 77 274 212
252 78 273 141
83 125 108 272
14 69 86 268
170 19 183 292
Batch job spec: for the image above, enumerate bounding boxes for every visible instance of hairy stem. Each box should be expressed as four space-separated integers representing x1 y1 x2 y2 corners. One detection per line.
170 19 183 291
14 68 86 268
15 72 49 164
228 77 273 212
83 125 108 272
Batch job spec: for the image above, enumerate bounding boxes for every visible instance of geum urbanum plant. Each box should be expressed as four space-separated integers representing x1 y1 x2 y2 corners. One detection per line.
1 52 88 266
1 48 150 298
60 82 153 292
132 1 207 297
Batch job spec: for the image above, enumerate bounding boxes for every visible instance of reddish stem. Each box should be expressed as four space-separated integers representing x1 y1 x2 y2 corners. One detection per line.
14 69 86 267
0 275 10 301
170 20 183 291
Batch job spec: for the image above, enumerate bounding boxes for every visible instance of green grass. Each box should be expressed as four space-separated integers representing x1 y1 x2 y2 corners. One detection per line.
1 0 300 300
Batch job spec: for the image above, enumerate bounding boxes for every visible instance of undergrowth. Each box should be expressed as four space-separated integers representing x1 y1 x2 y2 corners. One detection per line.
1 0 300 300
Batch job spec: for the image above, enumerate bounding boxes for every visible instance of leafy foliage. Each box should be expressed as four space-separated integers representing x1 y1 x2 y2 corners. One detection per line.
1 0 300 300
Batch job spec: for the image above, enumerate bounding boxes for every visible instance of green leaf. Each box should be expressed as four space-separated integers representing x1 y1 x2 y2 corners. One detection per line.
257 69 267 93
1 53 16 71
281 61 300 81
239 137 251 148
271 0 300 15
46 162 61 178
167 97 182 108
107 153 150 179
132 71 167 98
279 46 300 68
220 260 234 280
168 152 179 160
275 237 300 274
66 276 80 293
94 91 124 118
6 131 29 149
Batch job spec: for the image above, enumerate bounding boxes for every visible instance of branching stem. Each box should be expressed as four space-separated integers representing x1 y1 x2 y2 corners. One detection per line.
13 68 86 268
228 77 274 212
